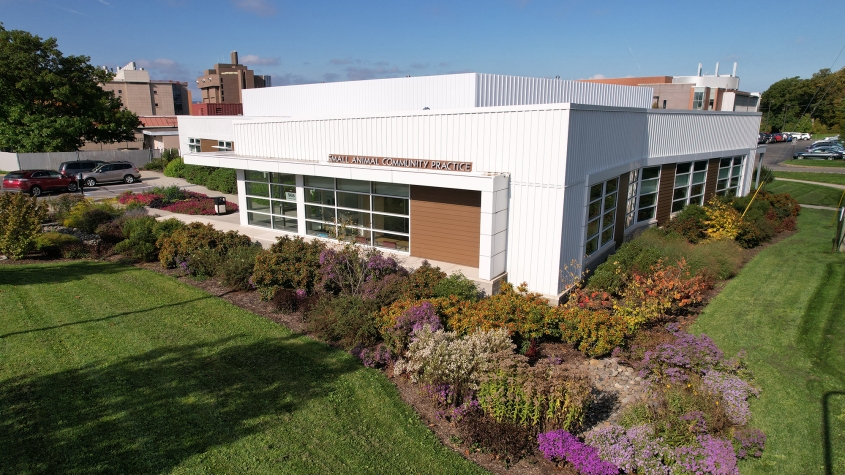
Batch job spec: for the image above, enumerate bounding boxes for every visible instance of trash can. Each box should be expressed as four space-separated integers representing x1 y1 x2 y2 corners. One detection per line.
76 172 84 195
213 197 227 215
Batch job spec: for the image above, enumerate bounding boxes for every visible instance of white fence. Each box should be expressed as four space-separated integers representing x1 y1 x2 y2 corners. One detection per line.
0 150 160 171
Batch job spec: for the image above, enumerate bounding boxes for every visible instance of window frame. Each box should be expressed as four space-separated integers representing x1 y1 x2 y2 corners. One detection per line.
635 166 661 223
584 177 619 258
244 172 299 233
715 156 745 197
188 138 200 153
671 160 709 213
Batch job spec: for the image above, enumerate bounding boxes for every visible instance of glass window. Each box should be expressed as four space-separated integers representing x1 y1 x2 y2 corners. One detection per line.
373 231 409 252
373 196 409 215
373 182 409 197
246 197 271 212
270 173 295 185
716 156 744 197
247 212 272 228
692 88 705 110
304 176 334 189
271 184 296 201
245 182 270 197
336 191 370 210
584 177 618 257
625 169 639 228
244 170 268 181
636 166 661 223
337 179 370 193
672 160 708 213
306 205 335 223
272 201 297 217
372 214 409 234
188 138 200 153
305 188 334 205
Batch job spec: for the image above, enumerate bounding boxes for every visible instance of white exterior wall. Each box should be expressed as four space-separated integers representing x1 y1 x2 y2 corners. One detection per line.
242 73 652 117
182 101 762 297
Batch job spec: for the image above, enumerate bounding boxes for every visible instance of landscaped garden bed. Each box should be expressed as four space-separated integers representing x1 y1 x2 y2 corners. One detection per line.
119 185 238 215
0 186 808 474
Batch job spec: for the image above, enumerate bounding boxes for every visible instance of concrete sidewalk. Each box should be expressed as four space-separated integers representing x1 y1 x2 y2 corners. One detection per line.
774 177 845 190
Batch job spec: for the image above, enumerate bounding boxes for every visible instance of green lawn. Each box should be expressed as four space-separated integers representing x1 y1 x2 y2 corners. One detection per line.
690 208 845 474
782 160 845 168
765 180 845 207
0 262 485 475
772 171 845 186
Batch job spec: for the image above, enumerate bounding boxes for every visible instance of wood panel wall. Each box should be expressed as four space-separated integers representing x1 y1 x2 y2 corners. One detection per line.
200 139 217 153
703 158 721 201
614 172 629 248
410 185 481 267
655 163 676 226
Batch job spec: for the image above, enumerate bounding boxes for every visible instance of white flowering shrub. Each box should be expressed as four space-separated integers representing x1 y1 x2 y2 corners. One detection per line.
394 326 514 401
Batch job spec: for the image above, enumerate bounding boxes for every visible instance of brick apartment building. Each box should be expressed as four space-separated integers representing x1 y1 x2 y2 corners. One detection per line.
196 51 271 104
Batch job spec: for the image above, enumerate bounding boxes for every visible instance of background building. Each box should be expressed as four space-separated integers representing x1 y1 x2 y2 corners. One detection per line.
582 63 760 112
178 73 761 299
197 51 271 105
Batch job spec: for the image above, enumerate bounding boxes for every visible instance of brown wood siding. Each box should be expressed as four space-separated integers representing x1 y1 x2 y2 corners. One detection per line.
410 185 481 267
200 139 217 152
614 172 629 248
703 158 721 202
655 163 676 226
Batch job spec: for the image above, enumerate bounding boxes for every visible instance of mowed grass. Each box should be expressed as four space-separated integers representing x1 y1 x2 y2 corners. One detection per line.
772 171 845 186
0 262 486 475
765 180 845 207
690 208 845 474
782 159 845 168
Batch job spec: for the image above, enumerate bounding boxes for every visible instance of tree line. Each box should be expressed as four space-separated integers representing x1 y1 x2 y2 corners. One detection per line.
759 66 845 134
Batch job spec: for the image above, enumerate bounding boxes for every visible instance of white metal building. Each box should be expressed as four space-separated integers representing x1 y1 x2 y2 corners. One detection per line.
179 73 762 299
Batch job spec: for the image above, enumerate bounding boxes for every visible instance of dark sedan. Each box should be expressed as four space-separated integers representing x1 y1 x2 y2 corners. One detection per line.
2 170 79 196
793 146 845 160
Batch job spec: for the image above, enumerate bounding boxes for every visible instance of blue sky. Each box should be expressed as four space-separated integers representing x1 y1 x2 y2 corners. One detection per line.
2 0 844 98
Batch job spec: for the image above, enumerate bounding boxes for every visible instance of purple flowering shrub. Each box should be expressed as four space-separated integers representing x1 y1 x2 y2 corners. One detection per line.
319 244 408 297
701 370 760 425
538 430 618 475
733 428 766 459
383 301 443 355
639 324 724 382
351 343 392 368
674 435 739 475
586 424 675 475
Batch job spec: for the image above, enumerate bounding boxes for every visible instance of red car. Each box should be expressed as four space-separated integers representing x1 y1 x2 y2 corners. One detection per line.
2 170 79 196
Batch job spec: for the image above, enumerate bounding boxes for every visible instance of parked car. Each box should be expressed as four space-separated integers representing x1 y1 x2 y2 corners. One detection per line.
79 161 141 187
808 140 844 151
58 160 106 177
793 132 811 140
2 170 79 196
758 133 768 144
793 146 845 160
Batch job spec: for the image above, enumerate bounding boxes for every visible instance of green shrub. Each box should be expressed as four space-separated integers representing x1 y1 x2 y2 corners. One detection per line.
63 200 122 233
218 244 262 290
587 235 664 295
433 272 480 302
47 194 86 222
735 218 775 249
163 157 185 178
556 306 627 357
401 261 446 299
152 218 185 240
0 192 48 259
143 157 169 171
182 165 214 186
206 168 237 194
35 232 79 258
111 216 184 262
251 235 326 300
158 222 253 269
664 204 708 243
149 185 186 203
477 356 592 432
306 294 380 349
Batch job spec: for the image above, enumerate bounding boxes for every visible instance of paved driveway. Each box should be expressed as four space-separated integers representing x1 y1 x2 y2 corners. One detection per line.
763 140 845 174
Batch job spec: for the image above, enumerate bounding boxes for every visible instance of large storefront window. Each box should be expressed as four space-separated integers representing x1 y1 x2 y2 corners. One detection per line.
244 170 298 232
716 156 744 197
304 177 410 252
636 166 661 222
672 160 708 213
585 177 618 257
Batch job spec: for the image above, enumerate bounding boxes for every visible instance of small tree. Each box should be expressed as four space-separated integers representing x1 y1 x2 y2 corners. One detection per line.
0 192 47 259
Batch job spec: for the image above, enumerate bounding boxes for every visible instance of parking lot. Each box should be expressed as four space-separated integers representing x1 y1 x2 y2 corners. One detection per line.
761 140 845 174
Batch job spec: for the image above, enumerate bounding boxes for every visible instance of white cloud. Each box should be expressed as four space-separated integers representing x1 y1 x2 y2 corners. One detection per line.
240 54 279 66
588 74 605 80
231 0 275 16
135 58 191 81
97 0 110 6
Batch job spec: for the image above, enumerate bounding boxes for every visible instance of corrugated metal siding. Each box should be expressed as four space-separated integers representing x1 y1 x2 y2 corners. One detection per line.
565 109 648 186
241 73 653 117
646 112 761 158
509 183 567 295
233 107 572 187
558 183 587 294
476 74 652 109
243 74 478 117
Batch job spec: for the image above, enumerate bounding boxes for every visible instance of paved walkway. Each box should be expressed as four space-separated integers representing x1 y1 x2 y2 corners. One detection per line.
775 178 845 190
799 204 841 211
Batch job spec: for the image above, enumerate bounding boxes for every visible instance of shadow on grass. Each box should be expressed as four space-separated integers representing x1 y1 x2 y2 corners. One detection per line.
0 335 360 474
823 391 845 475
0 295 216 339
0 260 128 286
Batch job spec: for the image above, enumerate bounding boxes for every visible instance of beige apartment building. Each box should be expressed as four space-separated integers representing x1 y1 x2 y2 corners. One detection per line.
197 51 270 104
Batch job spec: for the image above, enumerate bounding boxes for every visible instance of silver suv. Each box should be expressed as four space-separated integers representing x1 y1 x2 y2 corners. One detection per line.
80 161 142 187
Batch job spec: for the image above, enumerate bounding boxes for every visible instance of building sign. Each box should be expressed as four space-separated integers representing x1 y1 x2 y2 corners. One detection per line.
328 154 473 172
